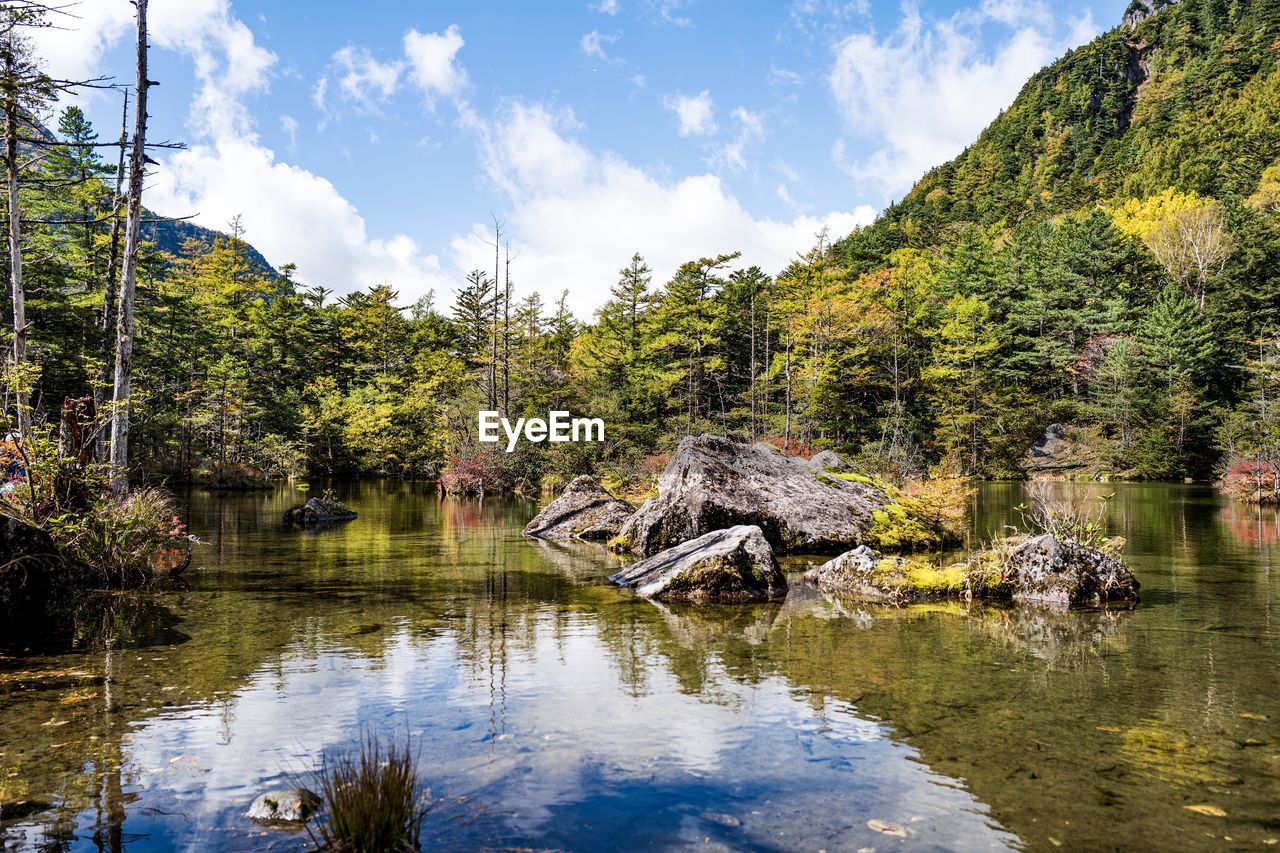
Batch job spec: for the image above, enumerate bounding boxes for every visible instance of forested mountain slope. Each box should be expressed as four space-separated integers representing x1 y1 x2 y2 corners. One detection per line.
845 0 1280 253
820 0 1280 484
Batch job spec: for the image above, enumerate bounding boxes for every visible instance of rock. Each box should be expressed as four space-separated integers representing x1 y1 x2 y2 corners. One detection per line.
615 435 887 557
246 787 321 823
1024 423 1105 479
806 450 848 471
609 525 787 602
1123 0 1184 29
523 475 633 540
807 534 1139 609
283 497 357 526
967 534 1139 608
0 514 71 624
803 545 963 604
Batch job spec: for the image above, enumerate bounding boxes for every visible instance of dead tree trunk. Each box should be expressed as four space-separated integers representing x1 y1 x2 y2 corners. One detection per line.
96 88 128 453
109 0 150 493
4 35 26 436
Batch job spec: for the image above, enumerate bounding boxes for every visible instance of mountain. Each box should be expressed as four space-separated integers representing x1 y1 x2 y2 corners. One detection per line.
140 215 279 278
838 0 1280 265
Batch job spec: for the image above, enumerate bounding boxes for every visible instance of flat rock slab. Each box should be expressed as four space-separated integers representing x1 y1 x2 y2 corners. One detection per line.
616 435 887 557
523 475 633 540
610 524 787 602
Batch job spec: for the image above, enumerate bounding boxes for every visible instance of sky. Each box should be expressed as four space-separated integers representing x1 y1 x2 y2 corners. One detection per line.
31 0 1121 317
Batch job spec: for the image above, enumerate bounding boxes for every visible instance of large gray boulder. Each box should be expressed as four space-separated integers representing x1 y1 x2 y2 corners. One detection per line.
973 534 1140 607
803 545 962 604
615 435 887 557
524 475 633 540
610 525 787 602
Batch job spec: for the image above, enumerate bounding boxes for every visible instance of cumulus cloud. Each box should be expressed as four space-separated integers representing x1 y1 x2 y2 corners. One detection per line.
455 103 876 317
148 137 449 296
403 25 468 105
664 90 716 137
34 0 455 301
595 0 622 13
828 0 1097 193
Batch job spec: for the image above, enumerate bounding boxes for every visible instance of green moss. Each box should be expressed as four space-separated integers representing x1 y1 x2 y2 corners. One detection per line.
607 534 634 554
871 558 966 596
866 502 942 550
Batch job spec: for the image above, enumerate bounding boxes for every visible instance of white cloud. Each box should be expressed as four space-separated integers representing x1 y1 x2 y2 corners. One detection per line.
149 136 449 296
828 0 1097 193
595 0 621 13
35 1 454 302
280 114 299 149
664 90 716 137
403 25 468 105
580 30 619 62
648 0 693 27
328 45 403 112
714 107 766 171
456 103 875 317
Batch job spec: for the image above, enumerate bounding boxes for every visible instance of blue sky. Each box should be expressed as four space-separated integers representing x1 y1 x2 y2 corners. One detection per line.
35 0 1122 315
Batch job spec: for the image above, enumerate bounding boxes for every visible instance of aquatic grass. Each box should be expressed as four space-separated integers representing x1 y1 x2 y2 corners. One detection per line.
309 732 428 852
1013 482 1118 550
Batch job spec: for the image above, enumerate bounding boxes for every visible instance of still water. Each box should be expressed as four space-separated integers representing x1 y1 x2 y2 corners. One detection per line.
0 482 1278 851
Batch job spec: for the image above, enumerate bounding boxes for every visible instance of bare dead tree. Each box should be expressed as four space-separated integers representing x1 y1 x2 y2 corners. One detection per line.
94 86 127 452
109 0 150 492
484 215 504 411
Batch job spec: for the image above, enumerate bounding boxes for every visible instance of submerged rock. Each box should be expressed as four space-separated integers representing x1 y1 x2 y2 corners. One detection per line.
968 534 1139 607
614 435 887 557
609 525 787 602
803 545 963 604
523 475 633 541
246 787 321 823
283 497 357 527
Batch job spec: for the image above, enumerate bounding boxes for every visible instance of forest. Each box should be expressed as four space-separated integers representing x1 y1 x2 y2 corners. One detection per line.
6 0 1280 519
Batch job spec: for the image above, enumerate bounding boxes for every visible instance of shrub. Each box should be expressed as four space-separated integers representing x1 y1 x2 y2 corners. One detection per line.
439 450 507 496
47 487 192 586
1219 457 1280 503
310 733 428 852
1013 482 1118 549
763 436 818 459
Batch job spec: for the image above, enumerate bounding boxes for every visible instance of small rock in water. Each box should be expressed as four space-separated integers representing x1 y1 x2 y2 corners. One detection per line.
701 812 742 828
246 788 321 823
1182 804 1227 818
867 818 909 838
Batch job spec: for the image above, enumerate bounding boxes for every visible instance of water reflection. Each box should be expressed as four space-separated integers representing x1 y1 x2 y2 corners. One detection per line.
0 481 1277 850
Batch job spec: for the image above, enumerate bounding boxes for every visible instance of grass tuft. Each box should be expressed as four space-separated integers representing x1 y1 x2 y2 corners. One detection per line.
309 732 428 852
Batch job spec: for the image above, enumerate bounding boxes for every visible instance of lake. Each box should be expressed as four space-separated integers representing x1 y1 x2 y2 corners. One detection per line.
1 481 1277 850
